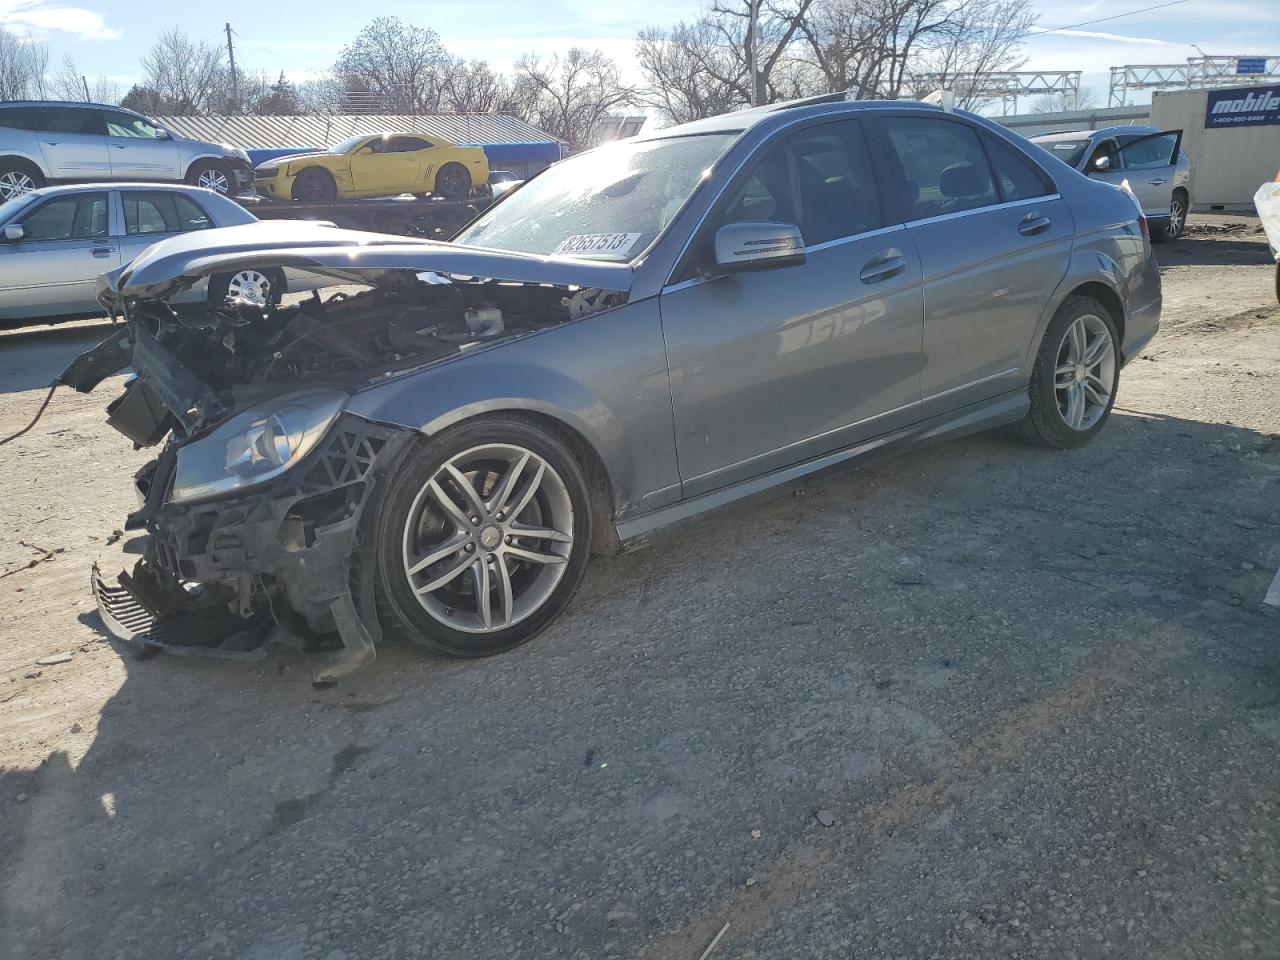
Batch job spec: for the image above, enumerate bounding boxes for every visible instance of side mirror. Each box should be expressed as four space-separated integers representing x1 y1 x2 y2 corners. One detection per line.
1090 155 1112 173
713 221 805 274
4 224 24 241
154 128 172 140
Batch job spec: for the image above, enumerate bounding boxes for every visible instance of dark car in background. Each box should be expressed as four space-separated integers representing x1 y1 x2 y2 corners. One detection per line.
0 101 252 201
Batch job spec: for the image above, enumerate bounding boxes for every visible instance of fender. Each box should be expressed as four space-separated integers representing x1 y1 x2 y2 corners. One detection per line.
0 148 49 177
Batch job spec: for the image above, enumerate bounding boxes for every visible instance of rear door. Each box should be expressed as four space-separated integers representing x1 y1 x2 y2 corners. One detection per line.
0 191 117 319
868 113 1074 413
102 110 182 180
117 189 216 302
1115 130 1182 218
659 117 926 496
34 107 111 180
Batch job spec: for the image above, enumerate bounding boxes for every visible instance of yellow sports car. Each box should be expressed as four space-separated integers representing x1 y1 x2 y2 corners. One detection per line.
253 133 490 202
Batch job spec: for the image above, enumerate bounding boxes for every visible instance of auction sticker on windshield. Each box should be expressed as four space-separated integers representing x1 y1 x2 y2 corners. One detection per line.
554 233 642 257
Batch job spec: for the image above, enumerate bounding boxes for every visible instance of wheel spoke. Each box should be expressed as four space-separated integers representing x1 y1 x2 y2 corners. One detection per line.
1083 375 1110 406
504 544 567 566
406 532 470 576
1066 383 1085 428
508 523 571 543
443 463 487 519
486 451 531 514
1083 334 1112 368
495 555 513 627
504 460 546 521
427 478 473 531
414 553 472 594
472 558 492 629
1067 319 1086 363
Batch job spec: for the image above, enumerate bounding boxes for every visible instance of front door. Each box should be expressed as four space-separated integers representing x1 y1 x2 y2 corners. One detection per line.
103 110 182 180
659 118 926 497
1115 130 1182 219
34 107 111 180
868 114 1074 411
349 136 429 195
0 191 117 320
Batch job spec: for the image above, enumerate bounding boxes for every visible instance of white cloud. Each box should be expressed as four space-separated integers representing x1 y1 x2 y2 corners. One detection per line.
1029 26 1178 46
0 1 120 41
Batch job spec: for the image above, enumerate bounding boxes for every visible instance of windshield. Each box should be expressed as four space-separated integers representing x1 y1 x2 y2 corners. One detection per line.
454 133 737 261
330 135 371 155
1035 138 1090 168
0 192 39 224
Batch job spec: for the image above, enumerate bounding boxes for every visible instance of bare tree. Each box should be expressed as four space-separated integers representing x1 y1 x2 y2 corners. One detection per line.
709 0 815 106
0 28 48 101
1030 86 1097 113
48 54 120 103
795 0 903 97
635 20 746 124
442 59 511 114
907 0 1037 109
332 17 453 113
513 49 637 150
140 29 228 114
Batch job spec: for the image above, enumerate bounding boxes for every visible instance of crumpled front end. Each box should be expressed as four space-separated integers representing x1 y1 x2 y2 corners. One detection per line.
69 224 631 681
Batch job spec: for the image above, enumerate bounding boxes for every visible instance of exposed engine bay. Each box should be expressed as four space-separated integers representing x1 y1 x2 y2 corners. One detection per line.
68 265 627 682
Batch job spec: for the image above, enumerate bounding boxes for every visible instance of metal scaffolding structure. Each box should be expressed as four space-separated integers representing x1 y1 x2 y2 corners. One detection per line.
1109 56 1280 106
910 70 1081 115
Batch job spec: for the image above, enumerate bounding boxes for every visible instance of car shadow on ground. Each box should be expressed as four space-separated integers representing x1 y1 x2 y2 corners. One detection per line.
3 405 1279 959
1156 236 1273 268
0 320 117 395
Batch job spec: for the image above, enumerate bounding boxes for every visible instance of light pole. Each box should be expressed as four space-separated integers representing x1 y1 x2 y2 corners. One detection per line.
748 0 761 106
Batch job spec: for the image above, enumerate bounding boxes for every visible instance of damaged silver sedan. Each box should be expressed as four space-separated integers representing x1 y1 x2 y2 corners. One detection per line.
64 97 1161 681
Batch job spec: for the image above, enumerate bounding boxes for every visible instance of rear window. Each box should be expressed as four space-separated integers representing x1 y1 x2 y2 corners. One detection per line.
124 191 213 235
0 107 39 130
35 108 106 136
1035 139 1089 169
878 115 999 221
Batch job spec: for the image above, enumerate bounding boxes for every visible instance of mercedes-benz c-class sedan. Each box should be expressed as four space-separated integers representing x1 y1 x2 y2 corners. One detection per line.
68 95 1160 681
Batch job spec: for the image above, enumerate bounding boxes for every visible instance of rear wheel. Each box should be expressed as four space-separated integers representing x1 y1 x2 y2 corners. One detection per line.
1160 190 1187 242
291 167 337 202
207 267 284 307
186 160 235 195
0 161 43 200
1014 296 1119 449
371 418 592 657
434 163 471 199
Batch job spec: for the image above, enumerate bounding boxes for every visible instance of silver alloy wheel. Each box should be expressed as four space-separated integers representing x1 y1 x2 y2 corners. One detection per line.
1055 313 1116 431
0 170 35 200
196 166 231 194
1167 194 1185 238
402 443 574 634
226 269 272 305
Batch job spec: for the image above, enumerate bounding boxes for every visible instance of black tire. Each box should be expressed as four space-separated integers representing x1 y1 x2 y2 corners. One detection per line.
1013 295 1120 449
206 267 285 307
0 159 43 200
434 163 472 199
370 417 593 657
186 159 236 195
291 167 337 202
1158 189 1187 242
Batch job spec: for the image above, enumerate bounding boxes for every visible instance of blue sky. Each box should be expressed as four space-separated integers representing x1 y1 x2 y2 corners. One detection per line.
2 0 1276 108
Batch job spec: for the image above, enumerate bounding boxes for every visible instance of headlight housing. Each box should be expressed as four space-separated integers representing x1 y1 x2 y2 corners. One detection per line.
170 390 347 504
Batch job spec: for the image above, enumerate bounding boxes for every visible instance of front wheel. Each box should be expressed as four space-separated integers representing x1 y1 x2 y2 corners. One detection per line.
1160 191 1187 242
186 160 235 195
371 418 593 657
1014 296 1119 449
291 167 337 202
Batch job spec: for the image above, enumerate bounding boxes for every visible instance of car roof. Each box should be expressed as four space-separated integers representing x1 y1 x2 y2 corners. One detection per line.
0 99 128 112
1032 125 1159 143
634 96 942 140
16 182 225 199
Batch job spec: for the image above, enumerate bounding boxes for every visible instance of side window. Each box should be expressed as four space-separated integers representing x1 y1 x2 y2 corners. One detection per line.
104 111 160 139
124 192 209 235
36 108 106 136
172 194 212 230
21 194 109 241
388 136 432 152
0 108 37 130
1086 139 1119 172
877 115 999 221
710 119 881 249
1117 132 1178 170
981 133 1054 202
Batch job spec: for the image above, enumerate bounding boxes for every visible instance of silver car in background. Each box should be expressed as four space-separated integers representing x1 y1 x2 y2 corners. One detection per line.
72 96 1161 680
0 183 320 323
1030 125 1192 241
0 101 252 200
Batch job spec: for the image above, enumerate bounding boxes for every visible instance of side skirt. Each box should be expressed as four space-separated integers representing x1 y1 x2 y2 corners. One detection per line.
615 388 1029 549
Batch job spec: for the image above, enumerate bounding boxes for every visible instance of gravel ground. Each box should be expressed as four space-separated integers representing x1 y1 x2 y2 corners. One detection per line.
1 214 1278 960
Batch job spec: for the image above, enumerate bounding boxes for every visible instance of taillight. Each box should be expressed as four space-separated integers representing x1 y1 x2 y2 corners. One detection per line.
1138 211 1150 244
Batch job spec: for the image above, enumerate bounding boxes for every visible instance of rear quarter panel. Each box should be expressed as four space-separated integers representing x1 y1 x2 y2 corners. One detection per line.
343 297 679 520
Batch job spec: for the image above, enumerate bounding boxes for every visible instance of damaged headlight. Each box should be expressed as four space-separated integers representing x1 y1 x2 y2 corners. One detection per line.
170 390 347 503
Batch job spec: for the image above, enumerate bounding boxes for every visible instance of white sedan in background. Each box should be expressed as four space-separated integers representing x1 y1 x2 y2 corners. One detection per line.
0 182 327 324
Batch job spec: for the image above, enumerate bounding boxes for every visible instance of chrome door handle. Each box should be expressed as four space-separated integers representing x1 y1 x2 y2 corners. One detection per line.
1019 213 1051 236
91 247 114 258
1148 178 1168 185
859 249 906 283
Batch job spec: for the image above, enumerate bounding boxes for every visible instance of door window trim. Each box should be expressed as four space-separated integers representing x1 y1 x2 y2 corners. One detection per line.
14 191 112 243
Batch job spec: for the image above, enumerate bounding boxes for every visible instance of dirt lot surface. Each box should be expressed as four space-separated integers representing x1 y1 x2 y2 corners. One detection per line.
2 215 1279 960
